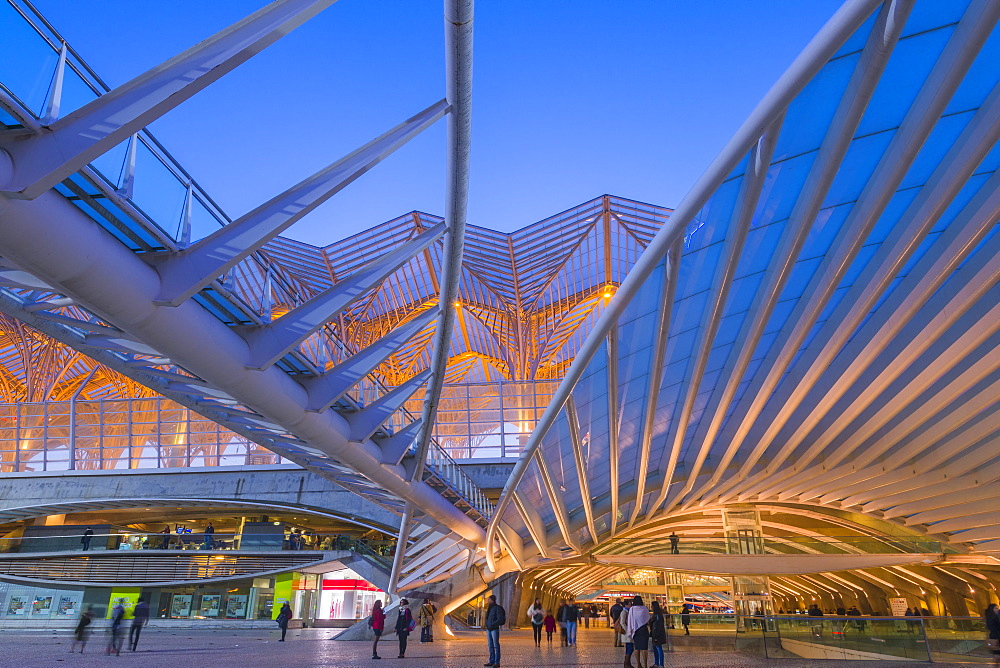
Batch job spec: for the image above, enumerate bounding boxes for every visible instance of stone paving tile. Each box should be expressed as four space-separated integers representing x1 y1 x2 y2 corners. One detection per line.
0 625 973 667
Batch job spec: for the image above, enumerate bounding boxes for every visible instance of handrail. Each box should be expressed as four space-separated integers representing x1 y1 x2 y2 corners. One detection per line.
0 531 395 560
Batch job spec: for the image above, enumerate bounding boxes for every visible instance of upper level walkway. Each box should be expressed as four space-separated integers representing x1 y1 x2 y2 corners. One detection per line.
0 465 401 531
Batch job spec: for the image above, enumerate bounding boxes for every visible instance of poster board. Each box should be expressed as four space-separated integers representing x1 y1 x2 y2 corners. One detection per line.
170 594 192 618
57 596 79 617
31 596 53 616
200 594 221 617
225 595 248 619
889 597 909 616
7 596 27 615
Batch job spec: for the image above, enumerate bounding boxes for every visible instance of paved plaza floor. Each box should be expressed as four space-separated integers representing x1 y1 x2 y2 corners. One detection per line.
0 624 973 667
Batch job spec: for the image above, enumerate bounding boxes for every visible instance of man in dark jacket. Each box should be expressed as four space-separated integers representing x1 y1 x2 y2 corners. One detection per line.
484 594 506 667
129 598 149 651
565 599 580 646
610 599 624 646
81 527 94 551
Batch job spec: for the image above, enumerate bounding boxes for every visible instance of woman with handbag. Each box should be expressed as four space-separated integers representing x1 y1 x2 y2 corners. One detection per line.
394 598 414 658
275 602 292 642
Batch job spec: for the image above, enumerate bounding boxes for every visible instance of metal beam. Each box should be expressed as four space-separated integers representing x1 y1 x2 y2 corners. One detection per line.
302 307 439 412
408 0 474 483
241 223 445 369
710 0 1000 504
0 0 339 199
485 0 883 571
650 114 783 516
152 100 449 305
683 0 913 507
345 369 431 443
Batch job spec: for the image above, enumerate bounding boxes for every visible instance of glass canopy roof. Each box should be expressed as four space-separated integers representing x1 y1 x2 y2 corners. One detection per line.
490 0 1000 568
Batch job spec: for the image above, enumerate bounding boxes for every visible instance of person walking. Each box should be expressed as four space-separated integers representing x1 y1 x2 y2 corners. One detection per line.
984 603 1000 664
203 522 215 549
81 527 94 551
618 598 634 668
484 594 506 667
128 598 149 651
556 599 569 646
649 600 667 668
106 602 125 656
543 610 556 644
669 532 679 554
70 606 93 653
680 603 692 635
527 598 545 647
368 599 386 660
610 598 624 647
565 599 580 646
418 598 436 643
276 601 292 641
394 598 413 658
627 596 651 668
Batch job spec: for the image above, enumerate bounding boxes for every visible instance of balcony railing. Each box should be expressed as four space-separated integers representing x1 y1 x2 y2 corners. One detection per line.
0 531 395 564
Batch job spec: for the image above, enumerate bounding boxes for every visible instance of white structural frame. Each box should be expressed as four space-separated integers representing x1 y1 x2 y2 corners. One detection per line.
0 0 485 551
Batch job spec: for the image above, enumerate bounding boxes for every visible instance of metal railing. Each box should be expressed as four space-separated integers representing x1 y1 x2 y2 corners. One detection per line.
582 612 994 664
754 615 994 663
0 531 394 563
595 536 954 556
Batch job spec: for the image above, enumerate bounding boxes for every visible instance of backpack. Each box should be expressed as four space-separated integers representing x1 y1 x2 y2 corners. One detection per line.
495 605 507 626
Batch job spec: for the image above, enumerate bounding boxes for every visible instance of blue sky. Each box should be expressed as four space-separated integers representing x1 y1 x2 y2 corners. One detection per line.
32 0 843 246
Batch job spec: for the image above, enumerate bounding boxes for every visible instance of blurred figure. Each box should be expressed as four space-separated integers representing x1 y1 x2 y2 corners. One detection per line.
70 606 93 653
106 602 125 656
129 598 149 651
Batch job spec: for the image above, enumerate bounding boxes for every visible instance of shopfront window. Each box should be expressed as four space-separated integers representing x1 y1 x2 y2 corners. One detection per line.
315 567 384 621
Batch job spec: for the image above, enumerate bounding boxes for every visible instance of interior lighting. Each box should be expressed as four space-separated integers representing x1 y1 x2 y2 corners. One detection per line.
444 625 455 637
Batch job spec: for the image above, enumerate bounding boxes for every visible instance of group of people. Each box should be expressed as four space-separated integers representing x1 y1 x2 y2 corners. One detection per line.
609 596 669 668
70 598 149 655
524 598 603 648
366 598 438 660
